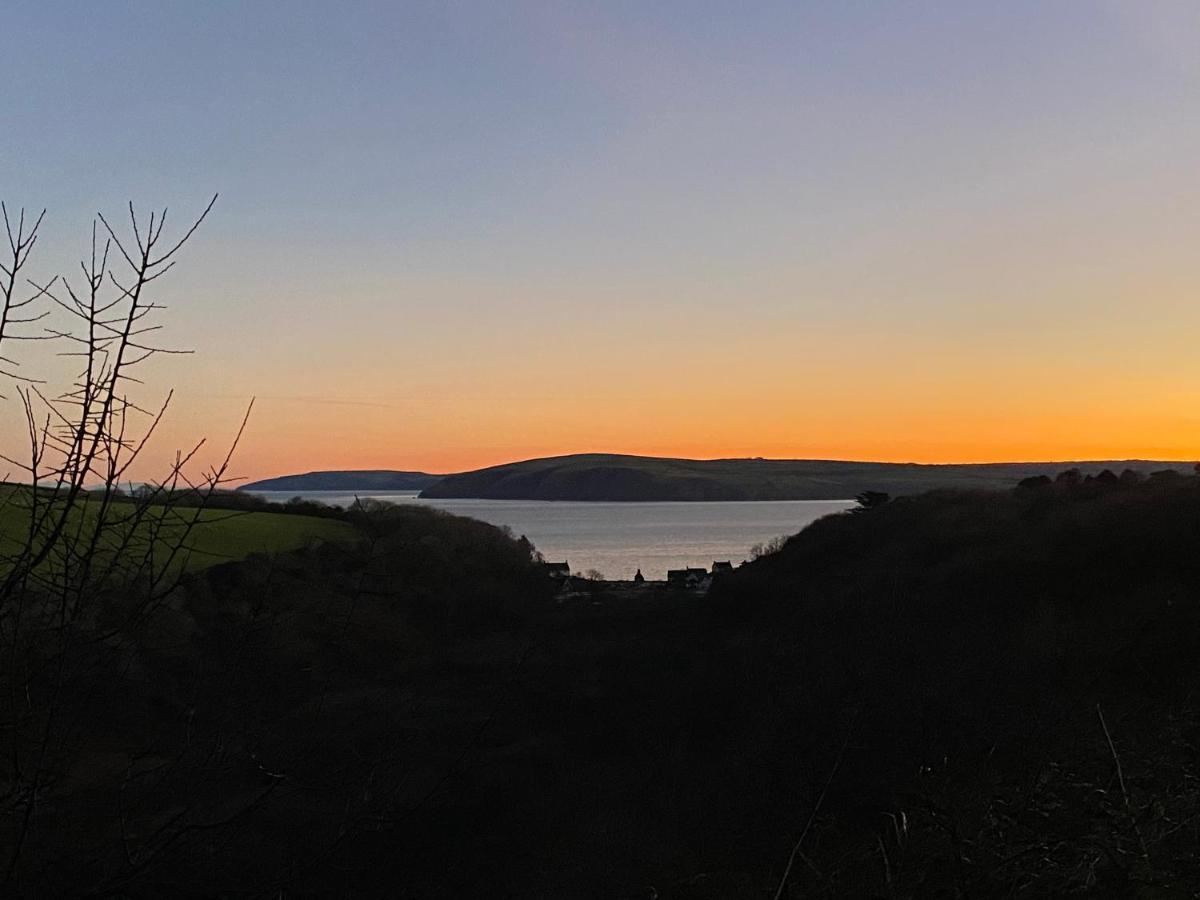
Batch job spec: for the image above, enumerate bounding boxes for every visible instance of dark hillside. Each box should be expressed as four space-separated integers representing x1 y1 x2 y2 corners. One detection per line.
704 474 1200 894
309 478 1200 895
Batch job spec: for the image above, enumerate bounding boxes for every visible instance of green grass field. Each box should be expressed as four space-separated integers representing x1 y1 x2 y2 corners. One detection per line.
158 507 357 570
0 488 357 575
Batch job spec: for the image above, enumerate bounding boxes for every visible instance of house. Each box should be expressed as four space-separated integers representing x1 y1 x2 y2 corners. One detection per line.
666 567 710 589
711 561 734 575
541 561 570 579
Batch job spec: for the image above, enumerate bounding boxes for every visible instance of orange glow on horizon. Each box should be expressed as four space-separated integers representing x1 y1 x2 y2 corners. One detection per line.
133 385 1200 482
9 2 1200 489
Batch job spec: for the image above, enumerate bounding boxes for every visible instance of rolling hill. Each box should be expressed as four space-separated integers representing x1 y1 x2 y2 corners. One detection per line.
417 453 1194 501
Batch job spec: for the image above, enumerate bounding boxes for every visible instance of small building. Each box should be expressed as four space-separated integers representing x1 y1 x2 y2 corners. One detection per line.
666 567 710 589
711 561 734 575
541 561 570 579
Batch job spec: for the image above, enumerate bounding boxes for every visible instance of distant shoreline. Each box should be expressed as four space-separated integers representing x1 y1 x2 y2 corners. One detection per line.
246 489 853 504
240 454 1194 503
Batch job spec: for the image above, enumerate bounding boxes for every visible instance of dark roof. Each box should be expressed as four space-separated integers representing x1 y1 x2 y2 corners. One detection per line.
711 561 733 571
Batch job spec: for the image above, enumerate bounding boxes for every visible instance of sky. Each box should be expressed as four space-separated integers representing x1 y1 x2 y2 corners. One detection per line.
3 1 1200 479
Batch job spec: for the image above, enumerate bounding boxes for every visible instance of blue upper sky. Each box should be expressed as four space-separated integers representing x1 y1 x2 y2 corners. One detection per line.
4 2 1200 474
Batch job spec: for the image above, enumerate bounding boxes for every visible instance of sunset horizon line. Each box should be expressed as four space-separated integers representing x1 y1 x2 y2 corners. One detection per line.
240 450 1200 480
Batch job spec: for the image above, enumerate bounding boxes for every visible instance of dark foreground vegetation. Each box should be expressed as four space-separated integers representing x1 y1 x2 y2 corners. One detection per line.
706 470 1200 896
9 470 1200 896
6 200 1199 896
3 502 552 895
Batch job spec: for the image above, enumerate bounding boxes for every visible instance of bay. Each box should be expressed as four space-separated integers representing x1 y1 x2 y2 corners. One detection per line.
248 490 854 580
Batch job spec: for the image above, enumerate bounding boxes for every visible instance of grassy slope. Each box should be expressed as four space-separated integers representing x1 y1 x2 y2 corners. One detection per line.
168 508 356 569
420 452 1193 500
0 491 355 573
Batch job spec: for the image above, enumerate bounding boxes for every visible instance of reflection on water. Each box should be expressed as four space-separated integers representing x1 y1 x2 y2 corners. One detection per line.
249 490 854 580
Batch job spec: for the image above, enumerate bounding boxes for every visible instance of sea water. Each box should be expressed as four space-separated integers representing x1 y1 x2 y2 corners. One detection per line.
248 490 854 580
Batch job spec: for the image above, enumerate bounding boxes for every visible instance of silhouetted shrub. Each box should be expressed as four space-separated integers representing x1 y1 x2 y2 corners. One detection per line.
1015 474 1052 491
854 489 890 510
1150 468 1183 481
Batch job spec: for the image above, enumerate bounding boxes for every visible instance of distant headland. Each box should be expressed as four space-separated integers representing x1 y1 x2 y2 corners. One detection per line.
238 469 441 492
239 454 1195 502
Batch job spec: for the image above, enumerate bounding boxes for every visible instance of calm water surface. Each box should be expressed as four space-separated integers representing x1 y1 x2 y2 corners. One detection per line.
250 491 854 580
